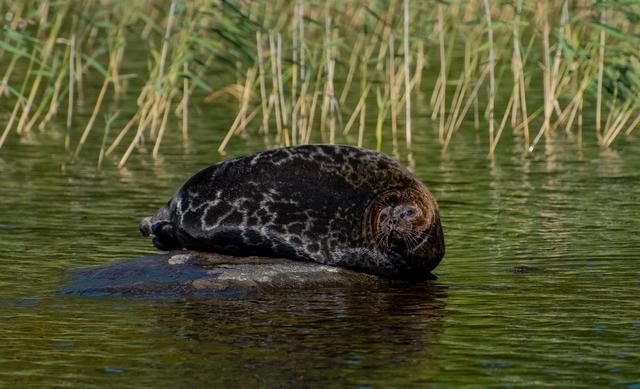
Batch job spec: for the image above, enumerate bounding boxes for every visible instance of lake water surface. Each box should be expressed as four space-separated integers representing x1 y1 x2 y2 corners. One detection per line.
1 89 640 386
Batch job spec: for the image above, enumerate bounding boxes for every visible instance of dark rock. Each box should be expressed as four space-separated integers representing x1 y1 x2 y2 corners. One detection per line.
508 265 543 274
61 251 385 297
0 224 17 232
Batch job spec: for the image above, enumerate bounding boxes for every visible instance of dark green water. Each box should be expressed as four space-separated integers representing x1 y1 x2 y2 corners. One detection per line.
1 93 640 387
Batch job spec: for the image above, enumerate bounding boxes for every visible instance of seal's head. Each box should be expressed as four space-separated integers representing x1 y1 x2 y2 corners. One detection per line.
377 203 427 247
367 187 445 276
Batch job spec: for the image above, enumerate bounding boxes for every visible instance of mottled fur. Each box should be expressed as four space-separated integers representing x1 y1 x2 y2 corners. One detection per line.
140 145 445 280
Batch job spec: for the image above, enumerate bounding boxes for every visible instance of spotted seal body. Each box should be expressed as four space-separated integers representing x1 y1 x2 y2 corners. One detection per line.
140 145 445 280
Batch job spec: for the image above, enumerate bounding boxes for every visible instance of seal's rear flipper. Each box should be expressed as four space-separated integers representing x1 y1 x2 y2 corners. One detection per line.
139 205 182 251
139 216 153 236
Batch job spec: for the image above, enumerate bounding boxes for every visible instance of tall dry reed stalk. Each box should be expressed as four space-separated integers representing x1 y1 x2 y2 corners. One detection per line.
483 0 496 157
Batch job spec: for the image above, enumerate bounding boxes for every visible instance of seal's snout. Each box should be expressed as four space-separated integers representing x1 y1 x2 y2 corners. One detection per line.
139 217 153 236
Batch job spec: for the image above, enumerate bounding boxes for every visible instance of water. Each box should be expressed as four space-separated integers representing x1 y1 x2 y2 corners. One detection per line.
1 94 640 386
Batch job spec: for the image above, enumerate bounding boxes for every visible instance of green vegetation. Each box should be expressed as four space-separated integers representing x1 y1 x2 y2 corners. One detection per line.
1 0 639 166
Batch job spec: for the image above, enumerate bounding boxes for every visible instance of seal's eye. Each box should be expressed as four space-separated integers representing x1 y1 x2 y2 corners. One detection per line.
401 208 417 218
380 212 389 221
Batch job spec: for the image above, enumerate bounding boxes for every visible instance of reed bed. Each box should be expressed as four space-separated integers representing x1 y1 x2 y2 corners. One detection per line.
1 0 639 166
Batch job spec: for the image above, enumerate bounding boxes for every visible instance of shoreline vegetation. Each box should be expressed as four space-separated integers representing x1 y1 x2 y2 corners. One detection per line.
0 0 639 166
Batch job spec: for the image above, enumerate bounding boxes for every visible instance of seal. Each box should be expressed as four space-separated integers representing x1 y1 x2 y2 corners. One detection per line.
139 145 445 280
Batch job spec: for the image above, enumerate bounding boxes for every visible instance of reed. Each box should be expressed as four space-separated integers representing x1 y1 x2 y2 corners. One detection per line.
512 0 530 149
435 4 446 144
181 62 190 140
530 2 553 154
389 35 398 152
483 0 496 156
403 0 412 152
98 111 119 169
75 74 110 157
595 7 606 142
0 0 638 166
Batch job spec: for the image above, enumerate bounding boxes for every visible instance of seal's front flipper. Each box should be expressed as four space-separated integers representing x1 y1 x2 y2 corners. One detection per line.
330 248 401 279
331 248 434 281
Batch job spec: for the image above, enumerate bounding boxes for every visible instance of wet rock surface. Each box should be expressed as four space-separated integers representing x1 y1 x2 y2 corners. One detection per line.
62 251 385 297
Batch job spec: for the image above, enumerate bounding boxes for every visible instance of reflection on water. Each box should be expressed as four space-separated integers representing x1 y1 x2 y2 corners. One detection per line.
159 284 447 386
1 284 447 387
1 100 640 385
